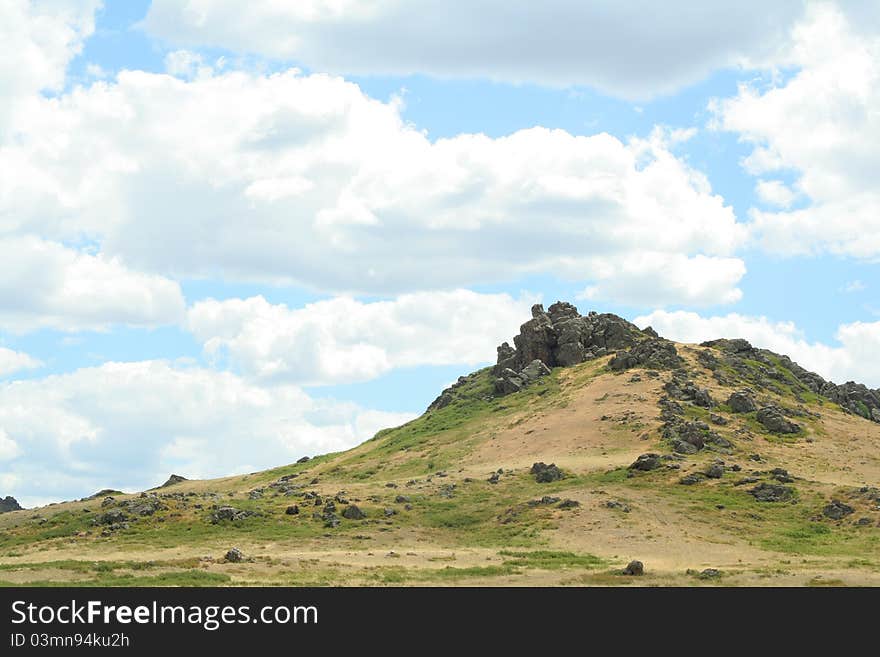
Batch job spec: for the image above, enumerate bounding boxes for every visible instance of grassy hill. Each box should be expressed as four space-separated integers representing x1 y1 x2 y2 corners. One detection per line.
1 329 879 586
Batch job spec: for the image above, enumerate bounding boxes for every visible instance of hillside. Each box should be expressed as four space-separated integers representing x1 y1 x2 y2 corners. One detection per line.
1 302 878 587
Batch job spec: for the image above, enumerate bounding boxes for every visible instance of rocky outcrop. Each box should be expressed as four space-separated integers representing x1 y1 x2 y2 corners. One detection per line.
0 496 22 513
608 338 683 372
702 338 880 423
493 302 651 395
158 474 187 488
494 359 551 395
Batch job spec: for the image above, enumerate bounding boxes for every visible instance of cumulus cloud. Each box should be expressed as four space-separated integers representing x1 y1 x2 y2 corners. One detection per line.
143 0 806 99
2 69 745 305
0 0 99 129
0 237 185 332
0 360 414 506
715 3 880 258
187 290 534 385
754 180 797 208
0 347 42 377
635 309 880 388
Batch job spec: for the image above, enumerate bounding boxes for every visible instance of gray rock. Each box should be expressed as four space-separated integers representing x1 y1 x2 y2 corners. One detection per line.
225 547 244 562
159 474 188 488
727 390 757 413
0 496 23 513
342 505 366 520
530 462 563 483
285 504 299 515
629 453 662 471
749 483 795 502
705 464 725 479
528 496 561 506
210 506 259 523
623 560 644 576
756 405 801 434
822 500 854 520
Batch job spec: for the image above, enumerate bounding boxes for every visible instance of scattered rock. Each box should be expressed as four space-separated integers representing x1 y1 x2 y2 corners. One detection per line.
605 500 631 512
623 560 644 576
394 495 410 504
629 453 662 472
224 547 244 563
342 505 366 520
97 509 127 525
822 500 854 520
698 568 722 579
557 499 580 509
756 405 801 434
210 506 259 523
727 390 757 413
705 463 725 479
679 473 705 486
285 504 300 515
749 483 795 502
770 468 794 483
528 496 561 506
487 472 501 484
530 462 563 483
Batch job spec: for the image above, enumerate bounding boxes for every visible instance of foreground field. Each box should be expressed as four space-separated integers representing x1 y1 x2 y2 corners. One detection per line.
1 341 878 586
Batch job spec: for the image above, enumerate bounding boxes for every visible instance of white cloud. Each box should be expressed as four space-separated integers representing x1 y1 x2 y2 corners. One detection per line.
0 237 185 332
186 290 534 385
578 253 745 307
715 3 880 258
841 280 866 294
0 0 99 130
2 70 745 306
0 429 21 461
143 0 806 99
0 347 42 377
635 309 880 388
0 360 415 506
754 180 797 208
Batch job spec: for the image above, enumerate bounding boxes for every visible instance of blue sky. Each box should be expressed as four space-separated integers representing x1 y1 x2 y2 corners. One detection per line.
1 0 878 505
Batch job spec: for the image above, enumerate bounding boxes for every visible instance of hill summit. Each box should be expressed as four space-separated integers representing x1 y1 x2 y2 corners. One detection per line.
0 301 878 587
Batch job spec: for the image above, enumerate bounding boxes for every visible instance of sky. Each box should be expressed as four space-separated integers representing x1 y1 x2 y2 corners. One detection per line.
1 0 879 506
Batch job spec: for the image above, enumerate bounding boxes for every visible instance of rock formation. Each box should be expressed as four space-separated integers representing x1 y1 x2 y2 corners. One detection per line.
0 495 22 513
493 302 661 394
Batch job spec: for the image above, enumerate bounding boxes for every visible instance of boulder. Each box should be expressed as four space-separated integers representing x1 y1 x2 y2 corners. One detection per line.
727 390 757 413
756 405 801 434
530 462 563 483
749 483 795 502
629 453 662 472
285 504 300 515
342 505 366 520
822 500 854 520
623 560 644 576
225 547 244 563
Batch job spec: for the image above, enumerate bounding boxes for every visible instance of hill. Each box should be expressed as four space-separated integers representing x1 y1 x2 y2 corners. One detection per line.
1 302 878 587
